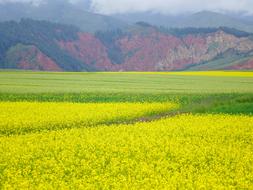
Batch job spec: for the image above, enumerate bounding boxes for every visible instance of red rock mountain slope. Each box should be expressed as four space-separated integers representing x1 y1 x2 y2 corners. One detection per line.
3 23 253 71
58 27 253 71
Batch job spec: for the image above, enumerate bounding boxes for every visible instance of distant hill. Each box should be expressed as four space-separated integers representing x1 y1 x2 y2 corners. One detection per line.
115 11 253 33
115 12 180 27
176 11 253 33
1 19 253 71
0 19 96 71
1 1 253 34
0 1 127 33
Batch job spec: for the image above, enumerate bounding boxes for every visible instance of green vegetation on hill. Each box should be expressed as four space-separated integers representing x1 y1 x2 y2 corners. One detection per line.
188 53 253 70
160 26 252 38
5 44 38 69
95 29 125 64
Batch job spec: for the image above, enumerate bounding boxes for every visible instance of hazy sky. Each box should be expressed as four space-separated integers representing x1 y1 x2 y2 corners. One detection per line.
1 0 253 15
90 0 253 15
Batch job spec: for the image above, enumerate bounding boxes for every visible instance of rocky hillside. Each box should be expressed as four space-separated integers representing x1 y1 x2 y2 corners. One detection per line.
1 20 253 71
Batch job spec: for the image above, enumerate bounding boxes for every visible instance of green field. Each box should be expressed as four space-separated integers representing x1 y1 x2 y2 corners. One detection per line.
1 71 253 94
1 71 253 114
0 71 253 189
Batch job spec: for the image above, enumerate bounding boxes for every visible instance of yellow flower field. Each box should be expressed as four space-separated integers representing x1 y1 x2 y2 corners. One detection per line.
0 102 178 135
0 114 252 189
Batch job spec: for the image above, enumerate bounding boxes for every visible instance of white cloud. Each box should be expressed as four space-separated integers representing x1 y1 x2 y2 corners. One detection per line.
0 0 42 5
90 0 253 15
1 0 253 15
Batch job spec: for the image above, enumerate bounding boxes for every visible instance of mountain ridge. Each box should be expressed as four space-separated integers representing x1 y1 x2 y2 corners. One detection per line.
115 11 253 33
1 1 253 33
0 1 127 33
1 19 253 71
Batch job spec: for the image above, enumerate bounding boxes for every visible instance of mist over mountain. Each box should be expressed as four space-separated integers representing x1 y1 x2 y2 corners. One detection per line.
0 0 127 33
114 11 253 33
1 0 253 33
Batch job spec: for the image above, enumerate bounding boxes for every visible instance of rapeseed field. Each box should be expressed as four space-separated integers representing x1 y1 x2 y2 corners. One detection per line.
0 114 252 189
0 71 253 189
0 102 178 135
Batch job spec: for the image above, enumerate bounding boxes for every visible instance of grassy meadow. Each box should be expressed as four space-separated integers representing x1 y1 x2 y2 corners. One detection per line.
0 71 253 189
1 71 253 114
1 71 253 94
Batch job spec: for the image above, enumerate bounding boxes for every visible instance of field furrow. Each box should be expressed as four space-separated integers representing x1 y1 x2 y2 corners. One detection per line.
0 102 178 136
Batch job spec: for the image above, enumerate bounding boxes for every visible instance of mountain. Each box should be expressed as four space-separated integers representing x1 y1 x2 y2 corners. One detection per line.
0 19 96 71
1 19 253 71
176 11 253 33
0 1 127 33
1 0 253 34
1 1 253 34
114 12 181 27
115 11 253 33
